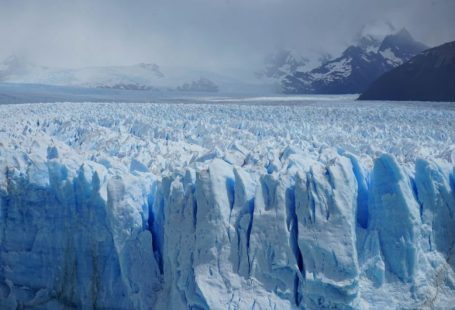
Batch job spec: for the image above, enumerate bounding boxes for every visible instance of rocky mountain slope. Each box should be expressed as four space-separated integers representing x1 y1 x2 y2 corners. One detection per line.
359 40 455 101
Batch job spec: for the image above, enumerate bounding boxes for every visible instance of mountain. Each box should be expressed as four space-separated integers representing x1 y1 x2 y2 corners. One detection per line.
0 56 164 90
280 29 428 94
0 56 270 94
359 41 455 101
259 49 309 79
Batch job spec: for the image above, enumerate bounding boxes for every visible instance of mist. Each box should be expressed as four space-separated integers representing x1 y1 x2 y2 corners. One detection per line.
0 0 454 79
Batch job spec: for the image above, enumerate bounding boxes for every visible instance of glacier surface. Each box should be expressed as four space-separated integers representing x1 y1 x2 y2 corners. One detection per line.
0 98 454 309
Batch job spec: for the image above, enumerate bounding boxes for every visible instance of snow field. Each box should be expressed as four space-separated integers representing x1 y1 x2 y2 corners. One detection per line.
0 99 454 308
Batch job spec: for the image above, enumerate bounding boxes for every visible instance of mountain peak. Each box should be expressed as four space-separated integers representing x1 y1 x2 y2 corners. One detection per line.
383 28 413 43
379 29 428 53
394 28 412 39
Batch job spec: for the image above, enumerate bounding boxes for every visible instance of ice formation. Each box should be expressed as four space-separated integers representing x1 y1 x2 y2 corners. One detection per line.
0 99 454 309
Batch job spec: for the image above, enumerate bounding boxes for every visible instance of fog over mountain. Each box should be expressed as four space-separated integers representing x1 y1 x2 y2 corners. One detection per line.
0 0 454 81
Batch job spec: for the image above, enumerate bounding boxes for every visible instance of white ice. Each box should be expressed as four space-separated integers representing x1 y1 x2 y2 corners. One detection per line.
0 98 454 309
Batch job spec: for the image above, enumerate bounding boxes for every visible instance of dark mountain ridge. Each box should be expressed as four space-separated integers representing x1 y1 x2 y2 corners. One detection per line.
359 40 455 102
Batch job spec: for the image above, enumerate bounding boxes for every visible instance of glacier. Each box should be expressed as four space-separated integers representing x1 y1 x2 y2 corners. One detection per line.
0 99 454 309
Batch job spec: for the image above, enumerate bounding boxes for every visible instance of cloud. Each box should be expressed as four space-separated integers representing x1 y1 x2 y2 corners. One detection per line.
0 0 454 79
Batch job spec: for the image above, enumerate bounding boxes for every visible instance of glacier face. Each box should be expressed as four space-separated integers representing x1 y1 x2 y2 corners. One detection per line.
0 99 455 309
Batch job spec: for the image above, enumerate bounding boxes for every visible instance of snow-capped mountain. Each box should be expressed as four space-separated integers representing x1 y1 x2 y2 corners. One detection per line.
0 56 270 94
280 29 428 94
0 56 164 90
360 40 455 101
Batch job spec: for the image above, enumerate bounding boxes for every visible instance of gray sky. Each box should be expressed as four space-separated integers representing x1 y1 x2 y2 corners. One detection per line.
1 0 454 77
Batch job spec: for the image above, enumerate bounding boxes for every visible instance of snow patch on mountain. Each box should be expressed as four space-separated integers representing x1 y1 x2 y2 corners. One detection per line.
380 48 403 66
312 57 352 82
